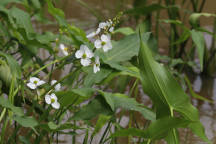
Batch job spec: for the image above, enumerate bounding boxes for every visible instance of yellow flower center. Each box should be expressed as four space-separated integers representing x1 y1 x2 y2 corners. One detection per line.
96 63 99 67
33 81 38 84
64 47 68 51
51 98 55 103
101 41 106 46
82 53 87 59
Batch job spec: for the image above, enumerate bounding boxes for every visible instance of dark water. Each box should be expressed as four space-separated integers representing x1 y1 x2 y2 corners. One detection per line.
36 0 216 143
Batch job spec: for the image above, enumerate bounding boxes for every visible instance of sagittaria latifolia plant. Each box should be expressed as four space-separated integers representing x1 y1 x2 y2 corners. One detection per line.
0 0 212 144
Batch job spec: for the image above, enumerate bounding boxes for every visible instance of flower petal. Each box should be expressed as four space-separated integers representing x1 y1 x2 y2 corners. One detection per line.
95 28 101 34
81 58 91 66
51 80 57 85
29 77 40 83
55 83 61 91
99 22 107 29
60 44 65 50
101 34 110 42
95 56 100 64
85 49 94 58
93 64 100 73
52 102 60 109
62 50 69 56
103 42 112 52
109 27 114 32
45 95 51 104
50 93 58 101
37 80 45 86
86 31 96 38
27 83 37 89
94 39 102 49
75 50 84 59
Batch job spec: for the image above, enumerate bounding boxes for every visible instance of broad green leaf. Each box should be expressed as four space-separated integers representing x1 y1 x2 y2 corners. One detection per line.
71 97 113 120
191 29 205 71
98 91 156 121
112 117 189 139
56 88 94 107
100 33 150 64
0 96 24 116
83 67 112 87
13 116 38 128
10 7 34 35
138 34 209 142
113 27 135 36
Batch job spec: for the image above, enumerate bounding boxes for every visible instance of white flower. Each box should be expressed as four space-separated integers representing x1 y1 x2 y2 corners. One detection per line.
99 22 108 29
27 77 45 89
86 28 101 38
51 80 61 91
93 56 100 73
109 27 114 32
45 93 60 109
60 44 69 56
94 34 112 52
75 45 94 66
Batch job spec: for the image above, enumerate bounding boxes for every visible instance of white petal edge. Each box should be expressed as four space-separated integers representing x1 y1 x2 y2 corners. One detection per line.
94 39 102 49
29 77 40 83
37 80 45 86
86 32 96 38
60 44 65 50
81 58 91 66
55 83 61 91
50 93 58 101
101 34 110 42
75 50 84 59
52 102 60 109
45 95 51 104
27 83 37 89
51 80 57 85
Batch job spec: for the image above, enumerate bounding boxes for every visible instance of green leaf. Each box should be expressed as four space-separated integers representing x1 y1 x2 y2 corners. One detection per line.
56 88 94 107
138 33 209 142
83 67 112 87
10 7 34 35
100 33 150 64
13 116 38 128
113 27 135 36
98 91 156 121
71 97 113 121
0 96 24 116
112 117 189 139
191 29 205 71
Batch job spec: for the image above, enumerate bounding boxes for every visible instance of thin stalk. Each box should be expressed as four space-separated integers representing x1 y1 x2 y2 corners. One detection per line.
170 107 178 143
99 121 112 144
0 108 6 123
199 0 206 12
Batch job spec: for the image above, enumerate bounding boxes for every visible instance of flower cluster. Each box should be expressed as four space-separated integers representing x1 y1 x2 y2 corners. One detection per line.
74 20 115 73
27 77 61 109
